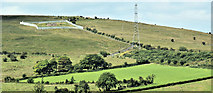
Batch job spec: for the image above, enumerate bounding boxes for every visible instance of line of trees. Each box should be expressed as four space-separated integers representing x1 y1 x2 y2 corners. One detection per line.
124 47 213 68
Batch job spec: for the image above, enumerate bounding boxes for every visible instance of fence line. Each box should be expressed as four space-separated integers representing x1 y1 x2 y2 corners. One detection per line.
20 20 83 30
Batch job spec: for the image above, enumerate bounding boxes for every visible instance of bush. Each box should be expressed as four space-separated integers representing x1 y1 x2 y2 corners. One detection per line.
202 42 206 45
27 78 34 83
100 51 110 57
171 39 174 42
4 76 16 83
179 47 188 51
45 81 49 84
22 74 27 79
3 58 7 62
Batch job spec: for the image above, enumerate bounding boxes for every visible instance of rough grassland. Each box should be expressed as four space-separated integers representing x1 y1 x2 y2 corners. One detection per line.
2 16 128 62
77 19 211 51
20 64 211 91
146 79 212 91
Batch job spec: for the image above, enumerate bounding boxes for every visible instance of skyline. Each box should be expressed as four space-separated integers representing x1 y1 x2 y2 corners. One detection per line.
1 2 211 33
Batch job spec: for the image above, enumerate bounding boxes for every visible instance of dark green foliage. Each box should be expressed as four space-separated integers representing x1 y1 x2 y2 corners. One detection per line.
146 74 155 84
22 74 27 79
70 76 75 84
124 49 212 68
3 58 7 62
100 51 110 57
78 80 90 93
33 56 73 75
202 42 206 45
20 52 27 59
55 88 69 93
33 83 45 93
27 78 34 83
80 54 108 70
8 54 18 61
4 76 16 83
179 46 188 51
193 37 196 40
171 39 174 42
96 72 118 91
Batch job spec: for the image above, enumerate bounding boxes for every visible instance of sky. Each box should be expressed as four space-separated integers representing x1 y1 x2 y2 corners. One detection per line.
0 0 212 33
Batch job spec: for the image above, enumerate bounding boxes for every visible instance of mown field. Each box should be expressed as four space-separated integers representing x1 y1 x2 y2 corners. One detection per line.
20 64 211 91
77 19 211 51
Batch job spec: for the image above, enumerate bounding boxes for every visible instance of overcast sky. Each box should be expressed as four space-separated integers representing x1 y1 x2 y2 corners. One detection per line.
1 0 212 33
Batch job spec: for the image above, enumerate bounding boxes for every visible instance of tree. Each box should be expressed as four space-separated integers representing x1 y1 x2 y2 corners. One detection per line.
96 72 118 91
70 76 75 84
100 51 110 57
179 46 188 51
56 56 72 72
20 52 27 59
27 78 34 83
80 54 108 70
33 83 45 93
9 54 18 61
79 80 90 93
22 74 27 79
33 60 52 75
74 85 78 93
3 58 7 62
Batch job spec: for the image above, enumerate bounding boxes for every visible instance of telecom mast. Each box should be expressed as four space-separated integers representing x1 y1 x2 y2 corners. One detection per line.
132 3 140 49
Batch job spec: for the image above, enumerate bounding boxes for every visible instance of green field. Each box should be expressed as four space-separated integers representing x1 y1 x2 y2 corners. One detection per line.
20 64 211 91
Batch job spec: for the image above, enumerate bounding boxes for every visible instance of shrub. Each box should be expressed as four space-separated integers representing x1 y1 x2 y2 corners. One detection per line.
171 39 174 42
179 47 188 51
22 74 27 79
202 42 206 45
100 51 110 57
27 78 34 83
45 81 49 84
193 37 196 40
3 58 7 62
4 76 16 83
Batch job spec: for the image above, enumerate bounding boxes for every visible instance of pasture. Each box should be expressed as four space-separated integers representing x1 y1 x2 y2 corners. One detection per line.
77 19 211 51
20 64 211 90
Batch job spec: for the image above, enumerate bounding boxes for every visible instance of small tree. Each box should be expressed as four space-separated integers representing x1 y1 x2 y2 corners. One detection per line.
3 58 7 62
20 52 27 59
27 78 34 83
100 51 110 57
96 72 118 91
22 74 27 79
70 76 75 84
79 80 90 93
171 39 174 42
179 46 188 51
33 83 45 93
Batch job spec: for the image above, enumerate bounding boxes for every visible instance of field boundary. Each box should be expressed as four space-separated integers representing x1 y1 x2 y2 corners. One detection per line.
118 76 213 92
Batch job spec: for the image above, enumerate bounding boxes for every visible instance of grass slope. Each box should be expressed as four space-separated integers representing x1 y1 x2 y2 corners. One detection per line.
2 16 128 62
146 79 212 91
20 64 211 91
77 19 211 51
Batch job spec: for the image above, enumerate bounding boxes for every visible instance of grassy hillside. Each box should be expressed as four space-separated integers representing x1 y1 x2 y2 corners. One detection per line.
146 79 212 91
77 19 211 51
2 16 128 62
